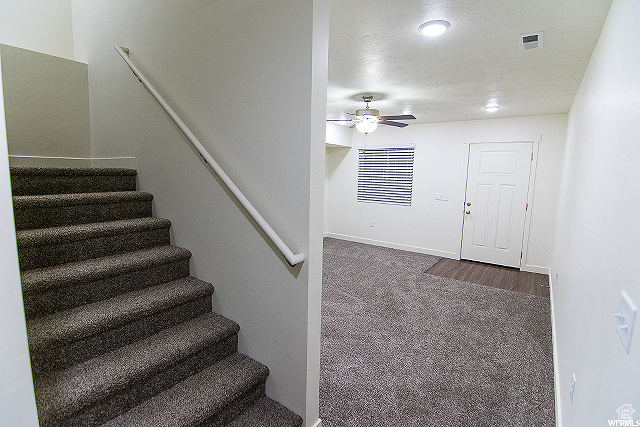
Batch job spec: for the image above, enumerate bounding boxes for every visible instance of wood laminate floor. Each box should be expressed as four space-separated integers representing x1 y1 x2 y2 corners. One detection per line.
427 258 550 298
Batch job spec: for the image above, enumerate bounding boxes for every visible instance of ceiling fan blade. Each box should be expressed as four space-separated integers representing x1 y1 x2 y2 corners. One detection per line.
379 120 409 128
379 114 416 121
326 119 354 122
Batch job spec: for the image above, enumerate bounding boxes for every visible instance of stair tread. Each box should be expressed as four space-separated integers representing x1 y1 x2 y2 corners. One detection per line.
102 353 269 427
10 166 137 176
21 245 191 294
10 167 137 196
27 277 214 351
12 191 153 208
16 217 171 247
227 397 303 427
34 312 240 421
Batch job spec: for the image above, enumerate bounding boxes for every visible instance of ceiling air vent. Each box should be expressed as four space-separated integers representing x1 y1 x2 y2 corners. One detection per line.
519 32 543 51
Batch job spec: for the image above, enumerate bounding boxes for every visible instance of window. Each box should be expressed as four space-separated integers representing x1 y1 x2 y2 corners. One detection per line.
357 146 414 206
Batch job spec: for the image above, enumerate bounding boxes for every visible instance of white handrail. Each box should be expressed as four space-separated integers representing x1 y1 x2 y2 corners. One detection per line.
114 46 305 267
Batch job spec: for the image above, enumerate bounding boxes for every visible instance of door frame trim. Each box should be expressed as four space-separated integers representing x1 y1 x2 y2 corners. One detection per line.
458 135 541 272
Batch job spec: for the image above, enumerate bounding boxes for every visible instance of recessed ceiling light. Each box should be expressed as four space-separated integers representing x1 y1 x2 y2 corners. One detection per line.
484 104 500 112
418 20 451 37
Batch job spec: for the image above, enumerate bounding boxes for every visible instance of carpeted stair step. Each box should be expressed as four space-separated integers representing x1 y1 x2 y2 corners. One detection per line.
226 397 304 427
102 353 271 427
28 277 215 374
16 217 171 270
11 166 302 425
10 166 137 196
34 312 240 426
21 245 192 318
12 191 154 230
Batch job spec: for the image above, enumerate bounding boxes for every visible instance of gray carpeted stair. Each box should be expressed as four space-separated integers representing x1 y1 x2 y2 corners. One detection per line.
11 166 302 426
17 217 172 270
10 166 137 196
13 191 154 230
102 353 270 427
21 245 193 318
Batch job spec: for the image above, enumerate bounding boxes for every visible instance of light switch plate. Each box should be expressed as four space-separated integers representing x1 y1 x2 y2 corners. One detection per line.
615 291 637 354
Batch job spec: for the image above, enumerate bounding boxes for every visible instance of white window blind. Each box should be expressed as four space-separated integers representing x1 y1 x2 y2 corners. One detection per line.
357 146 414 206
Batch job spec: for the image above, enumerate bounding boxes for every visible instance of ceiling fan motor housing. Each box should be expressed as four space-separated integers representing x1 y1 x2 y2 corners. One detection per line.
356 108 380 118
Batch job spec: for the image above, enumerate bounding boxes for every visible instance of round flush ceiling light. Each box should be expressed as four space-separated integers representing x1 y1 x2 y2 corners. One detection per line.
484 104 500 112
418 20 451 37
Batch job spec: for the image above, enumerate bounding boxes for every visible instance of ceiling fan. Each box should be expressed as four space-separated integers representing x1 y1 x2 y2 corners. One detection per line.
327 95 416 134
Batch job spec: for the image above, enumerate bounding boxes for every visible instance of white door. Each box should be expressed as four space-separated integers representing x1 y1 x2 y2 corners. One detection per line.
461 142 533 268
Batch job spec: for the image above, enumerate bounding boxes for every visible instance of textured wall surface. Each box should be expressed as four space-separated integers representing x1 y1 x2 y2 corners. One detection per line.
0 46 40 426
1 44 90 165
552 1 639 424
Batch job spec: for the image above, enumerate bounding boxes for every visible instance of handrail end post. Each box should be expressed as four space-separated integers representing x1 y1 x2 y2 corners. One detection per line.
286 252 306 267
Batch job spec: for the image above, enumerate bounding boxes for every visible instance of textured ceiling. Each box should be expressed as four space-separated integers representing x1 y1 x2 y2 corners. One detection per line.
327 0 612 124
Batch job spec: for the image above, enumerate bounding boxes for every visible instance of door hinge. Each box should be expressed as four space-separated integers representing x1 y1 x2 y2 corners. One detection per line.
526 202 528 210
521 251 523 259
531 153 534 161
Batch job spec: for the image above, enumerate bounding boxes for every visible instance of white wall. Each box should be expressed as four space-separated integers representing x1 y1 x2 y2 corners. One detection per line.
0 0 74 60
325 122 351 147
71 1 327 424
306 1 329 422
325 123 351 234
326 114 567 272
552 0 639 424
1 44 91 167
0 47 39 427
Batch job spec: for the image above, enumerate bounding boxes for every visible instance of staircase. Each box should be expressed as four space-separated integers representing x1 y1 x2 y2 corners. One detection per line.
11 166 303 426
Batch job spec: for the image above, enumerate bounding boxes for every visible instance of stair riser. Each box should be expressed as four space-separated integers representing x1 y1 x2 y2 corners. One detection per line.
197 381 267 427
30 296 213 375
14 200 153 230
18 228 170 270
11 175 136 196
23 259 191 318
39 334 239 427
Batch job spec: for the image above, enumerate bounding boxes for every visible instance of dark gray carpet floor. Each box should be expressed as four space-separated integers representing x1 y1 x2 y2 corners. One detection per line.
320 237 555 426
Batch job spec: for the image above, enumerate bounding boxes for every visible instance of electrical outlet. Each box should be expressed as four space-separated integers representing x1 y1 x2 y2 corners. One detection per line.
435 193 448 201
569 373 576 403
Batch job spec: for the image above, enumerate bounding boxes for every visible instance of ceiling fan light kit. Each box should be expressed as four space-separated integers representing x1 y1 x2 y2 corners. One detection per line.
327 95 417 134
355 116 379 134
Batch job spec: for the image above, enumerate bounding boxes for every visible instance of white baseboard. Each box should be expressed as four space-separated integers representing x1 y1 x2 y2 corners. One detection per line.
309 418 322 427
521 263 551 275
9 155 136 169
322 234 552 274
323 233 458 259
548 274 563 427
